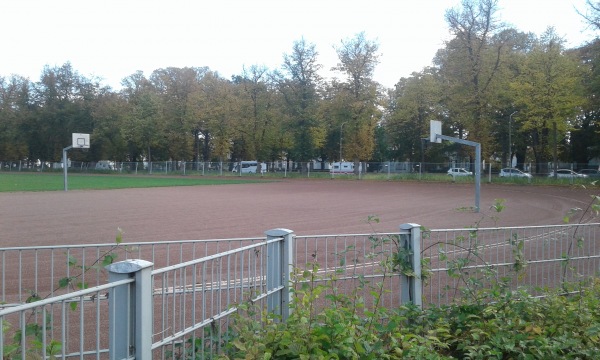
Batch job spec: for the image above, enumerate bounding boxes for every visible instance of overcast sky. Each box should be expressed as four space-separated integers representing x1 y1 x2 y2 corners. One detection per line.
1 0 596 90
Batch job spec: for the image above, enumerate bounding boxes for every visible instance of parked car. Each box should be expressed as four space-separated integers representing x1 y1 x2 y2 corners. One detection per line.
95 160 116 171
499 168 532 179
232 161 267 174
548 169 588 178
447 168 473 176
577 169 600 178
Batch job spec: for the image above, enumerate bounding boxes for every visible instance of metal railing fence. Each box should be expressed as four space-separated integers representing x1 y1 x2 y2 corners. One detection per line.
0 237 267 357
0 236 264 306
1 223 599 358
147 229 294 359
0 231 290 359
0 277 130 359
422 223 600 305
293 226 421 312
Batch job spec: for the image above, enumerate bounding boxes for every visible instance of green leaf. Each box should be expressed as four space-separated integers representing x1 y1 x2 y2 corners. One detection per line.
58 277 71 288
367 215 380 223
3 343 20 356
115 228 123 244
46 340 62 356
102 253 117 266
67 255 78 267
24 323 40 337
490 198 506 213
26 293 41 303
70 302 78 311
232 339 246 351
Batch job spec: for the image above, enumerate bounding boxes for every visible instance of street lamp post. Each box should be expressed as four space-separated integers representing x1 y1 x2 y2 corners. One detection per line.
340 122 347 163
508 111 517 167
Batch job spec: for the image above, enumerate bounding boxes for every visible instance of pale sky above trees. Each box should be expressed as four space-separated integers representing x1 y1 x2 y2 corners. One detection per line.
0 0 595 90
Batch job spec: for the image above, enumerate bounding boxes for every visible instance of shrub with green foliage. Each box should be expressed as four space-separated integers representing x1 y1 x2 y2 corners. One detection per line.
220 199 600 359
222 267 600 359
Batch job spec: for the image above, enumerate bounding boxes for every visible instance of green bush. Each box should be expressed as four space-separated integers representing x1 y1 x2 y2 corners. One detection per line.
222 267 600 360
220 202 600 359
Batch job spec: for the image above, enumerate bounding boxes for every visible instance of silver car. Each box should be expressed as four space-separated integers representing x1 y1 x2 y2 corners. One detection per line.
578 169 600 178
548 169 588 178
447 168 473 176
499 168 532 178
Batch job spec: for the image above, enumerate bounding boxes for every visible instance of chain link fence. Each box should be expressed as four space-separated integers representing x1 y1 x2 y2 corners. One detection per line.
1 160 599 183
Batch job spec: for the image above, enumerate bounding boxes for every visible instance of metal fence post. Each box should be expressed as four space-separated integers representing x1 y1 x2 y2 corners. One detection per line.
106 259 154 360
399 223 422 308
265 228 295 321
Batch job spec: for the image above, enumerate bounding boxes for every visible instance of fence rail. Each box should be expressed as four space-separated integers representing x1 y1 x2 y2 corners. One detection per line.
0 237 264 306
423 223 600 305
1 223 599 358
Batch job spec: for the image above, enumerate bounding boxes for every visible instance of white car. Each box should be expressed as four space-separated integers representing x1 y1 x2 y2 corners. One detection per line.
548 169 588 179
447 168 473 176
95 160 116 171
499 168 532 179
232 161 267 174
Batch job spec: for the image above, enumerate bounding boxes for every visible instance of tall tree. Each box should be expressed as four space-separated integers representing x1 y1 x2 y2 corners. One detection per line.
386 68 444 163
438 0 505 154
510 28 585 173
484 28 537 167
232 65 280 169
30 63 96 161
573 1 600 166
121 71 165 163
278 38 325 172
0 75 32 161
570 39 600 165
149 67 208 162
188 71 237 164
90 89 128 161
332 32 381 172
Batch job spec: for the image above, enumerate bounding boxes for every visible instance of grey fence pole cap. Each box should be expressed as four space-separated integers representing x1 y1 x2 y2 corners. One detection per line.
105 259 154 274
265 228 294 237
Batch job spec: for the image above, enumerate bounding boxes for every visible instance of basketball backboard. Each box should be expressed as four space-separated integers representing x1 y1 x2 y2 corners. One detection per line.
430 120 442 143
72 133 90 149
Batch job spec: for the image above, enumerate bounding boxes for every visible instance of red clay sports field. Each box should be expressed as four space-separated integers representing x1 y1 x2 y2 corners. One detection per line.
1 179 597 247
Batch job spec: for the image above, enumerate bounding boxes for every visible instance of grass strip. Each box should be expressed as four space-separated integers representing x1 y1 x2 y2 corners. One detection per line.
0 173 266 192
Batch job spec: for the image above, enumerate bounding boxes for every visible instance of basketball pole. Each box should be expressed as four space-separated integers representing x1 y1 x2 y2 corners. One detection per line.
63 145 73 191
435 134 481 212
430 120 480 213
64 133 90 192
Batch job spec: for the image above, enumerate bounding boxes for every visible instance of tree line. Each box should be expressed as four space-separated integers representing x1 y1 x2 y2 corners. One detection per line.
1 0 600 173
